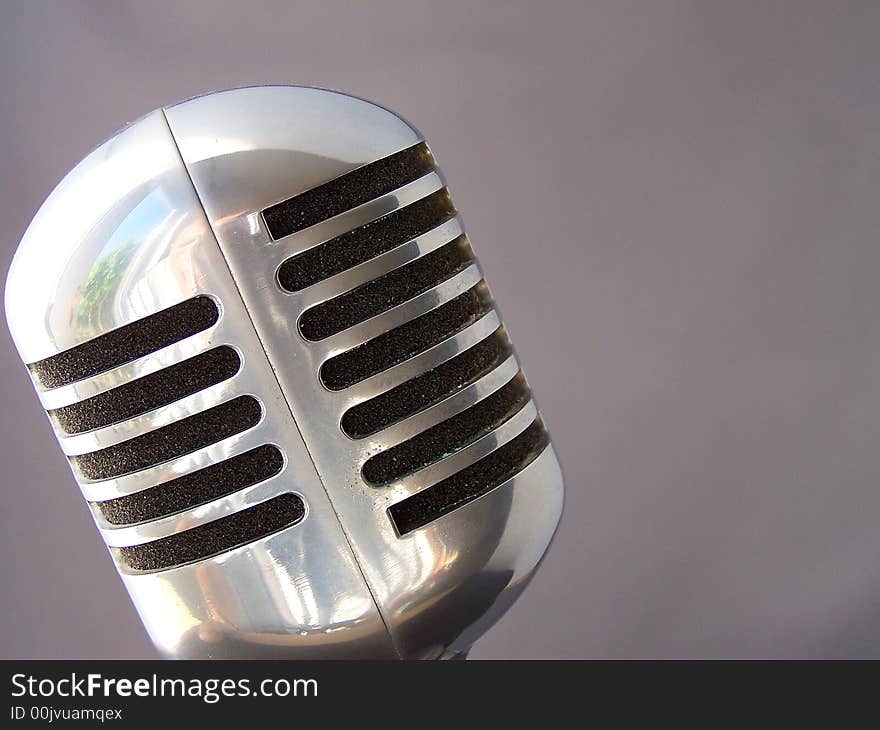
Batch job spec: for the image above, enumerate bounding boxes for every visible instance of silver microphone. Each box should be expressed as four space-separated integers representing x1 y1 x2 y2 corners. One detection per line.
5 86 564 659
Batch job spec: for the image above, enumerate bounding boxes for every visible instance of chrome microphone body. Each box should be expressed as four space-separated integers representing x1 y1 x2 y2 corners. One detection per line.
5 86 564 659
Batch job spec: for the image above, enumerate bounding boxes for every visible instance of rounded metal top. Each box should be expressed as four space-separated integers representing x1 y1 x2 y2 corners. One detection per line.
6 86 422 364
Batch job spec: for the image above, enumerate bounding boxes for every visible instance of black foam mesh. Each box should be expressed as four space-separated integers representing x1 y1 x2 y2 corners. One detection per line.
93 445 284 525
362 373 530 486
341 328 511 439
277 189 454 292
320 284 493 391
28 296 218 390
71 396 262 481
389 419 550 535
50 347 240 435
299 236 474 341
263 142 435 240
115 493 305 572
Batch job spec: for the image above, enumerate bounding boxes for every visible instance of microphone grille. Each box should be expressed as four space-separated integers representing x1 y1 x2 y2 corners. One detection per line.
26 295 304 572
262 142 550 535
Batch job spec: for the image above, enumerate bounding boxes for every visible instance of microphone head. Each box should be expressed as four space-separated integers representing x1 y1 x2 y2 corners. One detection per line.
5 86 564 659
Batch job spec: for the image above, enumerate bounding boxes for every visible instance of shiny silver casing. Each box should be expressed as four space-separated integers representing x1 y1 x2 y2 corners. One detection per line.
5 86 564 659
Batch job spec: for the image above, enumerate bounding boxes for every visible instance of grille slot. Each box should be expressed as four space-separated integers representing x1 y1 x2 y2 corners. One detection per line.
50 346 241 435
341 328 511 439
28 296 218 389
320 284 493 391
277 189 454 292
93 445 284 525
389 419 550 535
363 373 531 486
299 236 474 341
264 142 435 240
114 493 306 572
71 396 262 481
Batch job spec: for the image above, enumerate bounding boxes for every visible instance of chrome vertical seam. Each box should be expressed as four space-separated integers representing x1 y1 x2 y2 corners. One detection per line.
158 105 400 658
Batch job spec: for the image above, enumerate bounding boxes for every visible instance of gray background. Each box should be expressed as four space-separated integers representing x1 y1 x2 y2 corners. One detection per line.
2 0 879 659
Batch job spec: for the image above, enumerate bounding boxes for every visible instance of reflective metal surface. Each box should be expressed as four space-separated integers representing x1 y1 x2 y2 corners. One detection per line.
166 86 564 659
5 106 395 659
6 86 564 659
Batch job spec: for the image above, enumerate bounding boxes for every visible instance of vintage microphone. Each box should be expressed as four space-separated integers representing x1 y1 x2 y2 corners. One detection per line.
5 86 564 659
